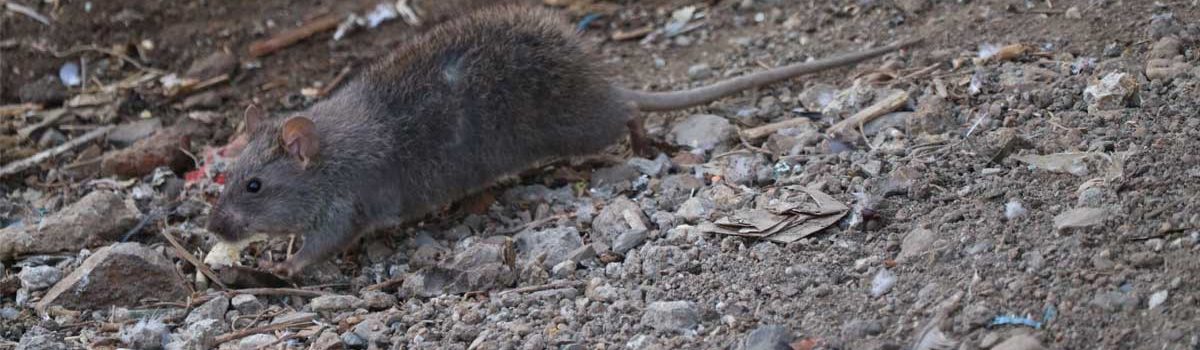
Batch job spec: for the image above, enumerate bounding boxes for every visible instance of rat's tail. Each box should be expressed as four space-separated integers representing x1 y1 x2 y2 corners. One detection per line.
618 37 924 112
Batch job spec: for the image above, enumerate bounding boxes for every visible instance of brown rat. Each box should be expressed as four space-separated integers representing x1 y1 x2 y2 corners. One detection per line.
206 5 921 277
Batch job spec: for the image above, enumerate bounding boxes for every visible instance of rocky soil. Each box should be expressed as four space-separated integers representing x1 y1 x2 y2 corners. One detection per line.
2 0 1199 349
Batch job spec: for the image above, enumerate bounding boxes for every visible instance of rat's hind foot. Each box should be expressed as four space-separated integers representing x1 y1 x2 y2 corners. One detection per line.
626 114 657 158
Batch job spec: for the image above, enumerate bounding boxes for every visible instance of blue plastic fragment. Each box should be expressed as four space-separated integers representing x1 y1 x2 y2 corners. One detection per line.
576 13 602 33
991 315 1042 329
1042 304 1057 324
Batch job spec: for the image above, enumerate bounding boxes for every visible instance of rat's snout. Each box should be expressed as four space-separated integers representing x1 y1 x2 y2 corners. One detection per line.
206 206 245 241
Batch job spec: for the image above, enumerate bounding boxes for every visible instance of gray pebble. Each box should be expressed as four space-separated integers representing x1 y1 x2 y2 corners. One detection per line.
18 265 62 291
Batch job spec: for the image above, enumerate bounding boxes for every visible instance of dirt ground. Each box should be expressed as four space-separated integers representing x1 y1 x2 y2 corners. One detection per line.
2 0 1199 349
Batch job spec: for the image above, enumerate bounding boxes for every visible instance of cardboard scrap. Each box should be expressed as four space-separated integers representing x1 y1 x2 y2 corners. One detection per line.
699 186 849 243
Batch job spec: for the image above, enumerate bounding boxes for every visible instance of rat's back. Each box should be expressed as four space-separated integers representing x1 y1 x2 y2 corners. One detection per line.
331 5 632 221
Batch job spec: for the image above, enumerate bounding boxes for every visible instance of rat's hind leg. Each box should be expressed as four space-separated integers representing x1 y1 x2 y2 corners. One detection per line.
626 113 655 158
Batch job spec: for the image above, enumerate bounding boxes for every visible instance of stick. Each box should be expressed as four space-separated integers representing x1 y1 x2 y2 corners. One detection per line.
4 1 50 25
17 108 69 139
0 125 112 179
213 316 315 344
160 229 228 290
364 276 405 292
741 117 813 140
0 103 42 118
826 90 909 137
226 288 332 298
497 281 584 295
249 14 343 58
317 66 352 98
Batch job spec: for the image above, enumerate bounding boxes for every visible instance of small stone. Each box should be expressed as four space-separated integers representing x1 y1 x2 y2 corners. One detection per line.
360 291 397 310
1128 252 1164 268
230 294 263 314
1148 290 1168 309
551 260 577 278
676 197 711 224
1090 290 1138 312
18 75 69 105
642 301 699 333
642 245 688 278
670 114 736 151
309 329 343 350
587 284 622 302
180 319 223 349
0 307 18 320
448 236 515 270
1004 201 1027 219
184 52 238 81
107 118 163 147
514 227 584 269
18 265 62 291
37 129 66 148
591 164 640 195
908 94 957 135
118 318 169 350
979 332 1002 348
687 64 712 80
896 228 935 262
592 197 649 250
566 244 597 263
741 324 793 350
1053 207 1108 231
309 295 365 312
992 334 1046 350
723 153 771 185
186 294 229 325
17 325 68 350
841 319 883 338
658 174 704 210
1077 187 1104 207
612 228 649 254
1083 72 1139 113
798 83 838 111
1064 6 1081 19
870 269 896 297
628 155 669 177
340 332 367 348
36 242 188 310
352 316 389 344
238 334 277 350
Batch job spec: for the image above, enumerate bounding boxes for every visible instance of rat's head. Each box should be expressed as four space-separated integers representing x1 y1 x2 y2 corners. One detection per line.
206 105 324 242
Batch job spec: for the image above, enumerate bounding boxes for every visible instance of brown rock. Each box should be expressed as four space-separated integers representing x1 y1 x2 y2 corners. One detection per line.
36 242 188 311
100 120 211 178
0 190 139 259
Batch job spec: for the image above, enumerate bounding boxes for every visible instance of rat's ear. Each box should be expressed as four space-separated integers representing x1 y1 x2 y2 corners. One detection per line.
244 104 266 133
280 116 319 168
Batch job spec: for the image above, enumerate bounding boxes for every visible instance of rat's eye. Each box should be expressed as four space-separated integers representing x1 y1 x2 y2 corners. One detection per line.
246 178 262 193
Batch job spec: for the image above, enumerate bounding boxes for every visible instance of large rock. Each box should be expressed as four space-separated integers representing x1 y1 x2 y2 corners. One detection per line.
36 242 188 311
0 190 140 259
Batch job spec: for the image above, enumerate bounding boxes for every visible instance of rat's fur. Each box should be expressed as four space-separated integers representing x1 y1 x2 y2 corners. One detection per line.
208 4 921 277
207 6 631 275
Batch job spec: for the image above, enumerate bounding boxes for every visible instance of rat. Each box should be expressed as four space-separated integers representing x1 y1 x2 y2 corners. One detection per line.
205 4 922 277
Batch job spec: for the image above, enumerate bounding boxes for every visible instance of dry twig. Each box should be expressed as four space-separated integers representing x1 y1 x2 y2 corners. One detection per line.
249 14 343 57
0 125 112 179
